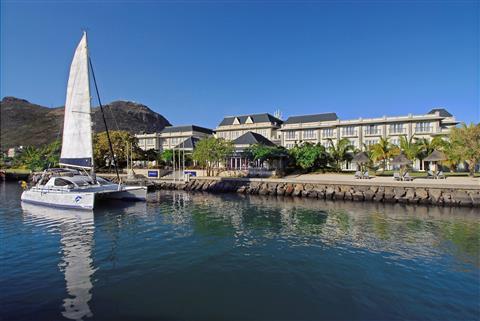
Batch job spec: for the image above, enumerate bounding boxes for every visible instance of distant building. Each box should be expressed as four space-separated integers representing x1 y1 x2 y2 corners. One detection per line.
135 125 214 152
7 146 23 158
215 113 283 145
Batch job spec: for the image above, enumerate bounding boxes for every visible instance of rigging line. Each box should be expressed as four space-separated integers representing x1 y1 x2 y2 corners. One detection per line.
106 99 121 132
88 57 120 182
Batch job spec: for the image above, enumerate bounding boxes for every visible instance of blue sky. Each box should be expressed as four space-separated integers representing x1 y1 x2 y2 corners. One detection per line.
1 0 478 128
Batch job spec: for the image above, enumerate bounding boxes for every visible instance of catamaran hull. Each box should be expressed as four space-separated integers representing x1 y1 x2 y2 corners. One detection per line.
95 186 147 201
21 186 147 210
21 190 95 210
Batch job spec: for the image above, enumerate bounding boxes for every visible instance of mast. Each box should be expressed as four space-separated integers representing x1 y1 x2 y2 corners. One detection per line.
85 32 95 177
88 56 120 182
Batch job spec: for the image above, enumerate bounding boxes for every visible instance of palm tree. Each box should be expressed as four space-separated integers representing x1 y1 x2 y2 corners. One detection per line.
399 135 418 161
327 138 354 172
19 146 42 171
441 139 462 172
369 137 398 172
415 136 444 170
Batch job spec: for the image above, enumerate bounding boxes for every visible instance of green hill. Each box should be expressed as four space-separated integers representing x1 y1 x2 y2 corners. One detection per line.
0 96 171 149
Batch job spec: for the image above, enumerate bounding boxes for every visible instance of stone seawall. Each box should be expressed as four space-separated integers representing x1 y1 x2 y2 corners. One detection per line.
151 178 480 207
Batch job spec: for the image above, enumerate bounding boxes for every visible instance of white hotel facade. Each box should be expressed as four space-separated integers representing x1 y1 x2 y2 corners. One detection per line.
279 108 457 149
214 108 458 170
136 108 458 170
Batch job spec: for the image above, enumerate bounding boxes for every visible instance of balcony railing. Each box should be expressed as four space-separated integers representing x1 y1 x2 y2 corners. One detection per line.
415 126 433 133
389 128 405 135
364 129 381 136
341 131 357 137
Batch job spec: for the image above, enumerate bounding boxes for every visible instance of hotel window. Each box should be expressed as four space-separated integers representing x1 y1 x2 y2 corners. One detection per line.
365 139 378 146
341 126 356 136
415 122 433 133
389 123 404 134
285 143 295 149
322 128 335 138
365 125 379 135
146 138 155 145
285 131 296 140
391 138 400 146
256 129 268 137
303 129 316 139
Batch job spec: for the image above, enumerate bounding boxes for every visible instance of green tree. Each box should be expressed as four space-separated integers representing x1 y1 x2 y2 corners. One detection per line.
370 137 397 172
440 138 462 172
13 140 61 171
449 123 480 176
161 149 173 165
42 139 61 168
327 138 354 172
192 137 234 176
248 144 288 167
93 130 139 169
289 143 328 171
17 146 43 171
399 135 418 161
416 136 445 170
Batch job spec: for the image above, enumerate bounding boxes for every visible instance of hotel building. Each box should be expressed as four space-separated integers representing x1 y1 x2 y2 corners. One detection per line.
136 125 214 152
215 113 283 145
280 108 457 149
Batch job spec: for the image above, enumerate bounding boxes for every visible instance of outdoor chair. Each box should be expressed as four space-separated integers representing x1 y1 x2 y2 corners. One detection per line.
355 171 362 179
437 171 446 179
403 172 413 181
363 171 370 179
427 170 435 179
393 172 401 181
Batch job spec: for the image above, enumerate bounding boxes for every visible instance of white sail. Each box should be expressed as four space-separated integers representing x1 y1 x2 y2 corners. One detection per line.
60 32 93 169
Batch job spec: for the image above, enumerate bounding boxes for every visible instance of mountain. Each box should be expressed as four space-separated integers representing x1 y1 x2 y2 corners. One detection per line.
0 97 171 149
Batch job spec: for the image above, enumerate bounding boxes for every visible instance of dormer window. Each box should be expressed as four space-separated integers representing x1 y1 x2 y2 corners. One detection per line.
233 117 240 125
245 116 253 124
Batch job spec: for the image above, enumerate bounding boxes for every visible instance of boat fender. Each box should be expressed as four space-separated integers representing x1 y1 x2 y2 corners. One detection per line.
20 180 28 190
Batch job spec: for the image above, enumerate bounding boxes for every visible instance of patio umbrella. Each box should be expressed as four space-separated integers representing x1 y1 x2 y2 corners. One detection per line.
391 153 412 177
424 150 446 162
352 152 370 164
424 150 447 173
391 153 412 166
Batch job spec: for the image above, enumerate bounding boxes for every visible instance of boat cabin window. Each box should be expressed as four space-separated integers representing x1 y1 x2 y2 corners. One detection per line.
96 177 111 185
54 178 75 188
75 180 91 186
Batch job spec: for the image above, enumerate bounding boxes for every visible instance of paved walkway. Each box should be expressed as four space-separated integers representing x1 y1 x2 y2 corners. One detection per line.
283 173 479 189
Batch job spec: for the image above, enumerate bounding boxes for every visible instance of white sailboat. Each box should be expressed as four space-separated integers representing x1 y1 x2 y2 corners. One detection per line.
21 32 147 210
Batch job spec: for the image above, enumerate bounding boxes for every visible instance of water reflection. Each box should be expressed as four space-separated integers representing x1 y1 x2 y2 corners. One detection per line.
22 203 95 321
156 190 480 268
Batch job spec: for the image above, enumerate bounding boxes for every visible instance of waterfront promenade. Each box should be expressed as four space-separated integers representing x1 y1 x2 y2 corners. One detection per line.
101 172 480 207
282 173 479 189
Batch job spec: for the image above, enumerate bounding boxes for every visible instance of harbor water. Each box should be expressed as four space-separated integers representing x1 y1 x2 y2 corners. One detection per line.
1 182 479 320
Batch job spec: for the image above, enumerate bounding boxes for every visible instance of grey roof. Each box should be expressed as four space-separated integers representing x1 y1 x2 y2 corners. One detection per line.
427 108 452 117
219 113 283 126
174 136 200 149
284 112 339 124
162 125 213 135
232 131 276 146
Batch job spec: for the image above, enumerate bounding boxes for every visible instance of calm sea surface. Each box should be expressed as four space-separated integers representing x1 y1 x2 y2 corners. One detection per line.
1 182 479 321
